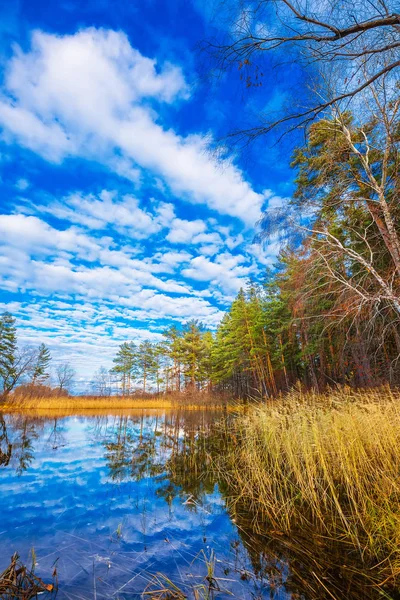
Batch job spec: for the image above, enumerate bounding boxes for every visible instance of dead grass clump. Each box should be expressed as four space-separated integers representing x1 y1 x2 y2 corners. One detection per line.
0 553 56 599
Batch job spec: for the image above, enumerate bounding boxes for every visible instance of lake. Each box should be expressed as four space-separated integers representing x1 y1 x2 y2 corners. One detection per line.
0 410 378 600
0 410 286 599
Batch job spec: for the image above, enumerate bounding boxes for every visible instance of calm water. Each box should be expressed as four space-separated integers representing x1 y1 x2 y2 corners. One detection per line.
0 410 382 600
0 410 290 600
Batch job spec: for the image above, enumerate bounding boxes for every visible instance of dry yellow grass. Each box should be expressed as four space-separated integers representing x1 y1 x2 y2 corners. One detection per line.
1 394 229 416
220 386 400 588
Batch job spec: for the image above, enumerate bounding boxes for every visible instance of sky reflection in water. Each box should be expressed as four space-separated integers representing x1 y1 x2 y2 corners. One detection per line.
0 411 287 599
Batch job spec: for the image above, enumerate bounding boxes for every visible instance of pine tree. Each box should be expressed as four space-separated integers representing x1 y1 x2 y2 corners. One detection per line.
111 342 137 396
162 326 184 392
31 343 51 385
153 342 167 394
180 321 205 389
198 330 214 391
0 312 36 398
137 341 158 393
0 312 18 397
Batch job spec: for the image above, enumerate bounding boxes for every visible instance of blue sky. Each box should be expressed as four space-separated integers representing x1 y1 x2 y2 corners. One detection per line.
0 0 301 388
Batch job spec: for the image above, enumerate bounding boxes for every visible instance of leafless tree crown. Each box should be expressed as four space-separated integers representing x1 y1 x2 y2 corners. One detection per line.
203 0 400 136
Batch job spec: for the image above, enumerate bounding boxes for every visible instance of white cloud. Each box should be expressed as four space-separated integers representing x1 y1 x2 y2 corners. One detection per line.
0 208 269 309
0 101 73 161
191 232 222 245
31 189 175 238
166 218 206 243
264 189 289 209
247 241 280 266
0 214 102 258
199 244 220 256
151 250 193 273
15 178 30 190
117 291 224 322
182 252 254 292
0 209 254 326
0 213 195 297
0 28 263 224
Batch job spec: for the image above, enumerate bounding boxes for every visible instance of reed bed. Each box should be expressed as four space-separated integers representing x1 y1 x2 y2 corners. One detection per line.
3 395 175 411
0 394 229 415
220 386 400 589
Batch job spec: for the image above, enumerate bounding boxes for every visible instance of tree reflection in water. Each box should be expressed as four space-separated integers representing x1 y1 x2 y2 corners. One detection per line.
92 411 389 599
0 410 397 599
0 415 12 467
0 414 44 473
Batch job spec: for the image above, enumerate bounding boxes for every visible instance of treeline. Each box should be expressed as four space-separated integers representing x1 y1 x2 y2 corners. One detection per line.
254 105 400 392
107 250 400 398
108 100 400 397
96 324 213 396
105 290 282 397
218 93 400 394
0 312 75 399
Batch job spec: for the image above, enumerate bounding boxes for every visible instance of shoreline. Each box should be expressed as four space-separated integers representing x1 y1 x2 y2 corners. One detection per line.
0 395 235 416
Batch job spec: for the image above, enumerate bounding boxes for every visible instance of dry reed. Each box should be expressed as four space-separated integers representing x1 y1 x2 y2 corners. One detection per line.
220 386 400 588
0 552 56 599
0 394 229 415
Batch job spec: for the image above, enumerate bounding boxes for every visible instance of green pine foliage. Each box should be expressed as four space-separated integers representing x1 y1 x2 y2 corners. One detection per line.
0 313 55 399
111 342 137 395
0 312 18 396
31 343 51 385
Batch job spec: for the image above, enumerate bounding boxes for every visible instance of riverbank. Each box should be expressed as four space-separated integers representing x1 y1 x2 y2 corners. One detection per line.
220 386 400 592
0 394 231 415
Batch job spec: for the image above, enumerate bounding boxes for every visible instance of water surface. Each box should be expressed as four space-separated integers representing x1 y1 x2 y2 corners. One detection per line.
0 410 287 599
0 410 381 600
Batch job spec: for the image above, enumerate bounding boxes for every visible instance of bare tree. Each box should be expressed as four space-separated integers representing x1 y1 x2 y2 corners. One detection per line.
91 366 112 396
203 0 400 137
55 362 75 393
305 225 400 317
